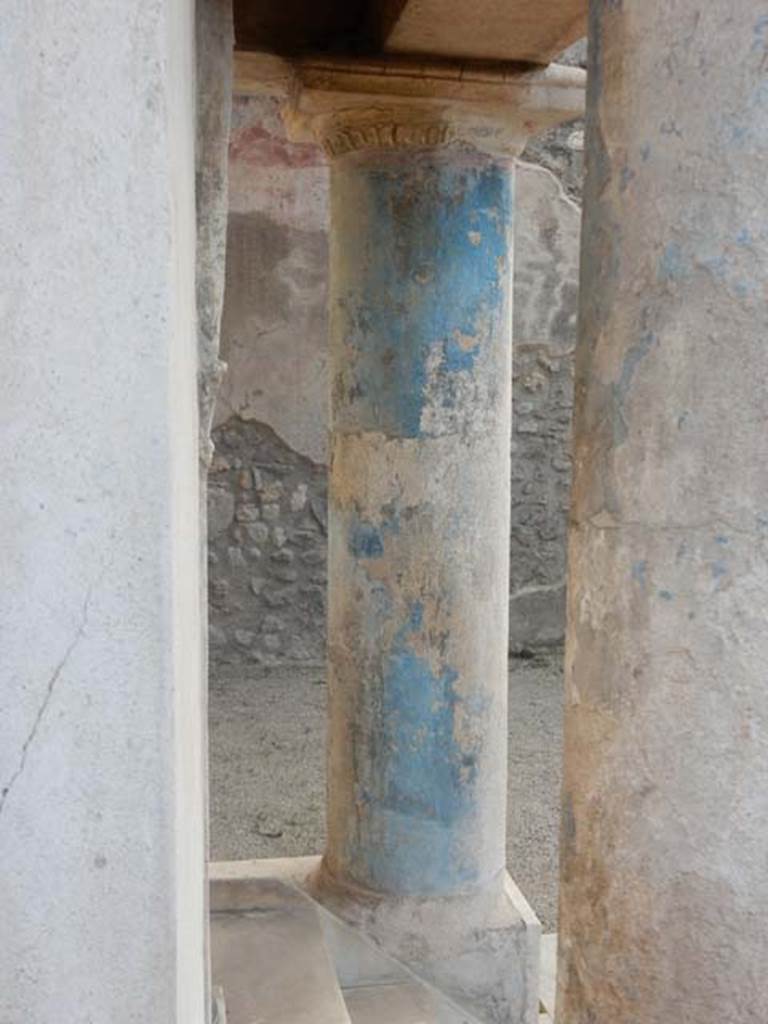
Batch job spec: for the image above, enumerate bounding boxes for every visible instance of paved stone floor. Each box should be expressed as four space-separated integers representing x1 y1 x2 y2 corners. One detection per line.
209 650 564 931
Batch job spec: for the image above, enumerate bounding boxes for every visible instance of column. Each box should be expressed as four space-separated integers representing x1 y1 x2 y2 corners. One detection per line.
0 2 207 1022
325 125 514 899
558 3 768 1022
288 58 585 1024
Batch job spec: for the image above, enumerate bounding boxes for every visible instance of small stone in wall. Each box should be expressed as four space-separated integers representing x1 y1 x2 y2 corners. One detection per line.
301 549 325 567
262 615 285 633
290 484 308 512
521 370 548 392
261 503 281 522
310 497 327 533
210 579 230 607
235 504 260 523
257 480 284 503
207 487 235 537
292 528 319 548
210 625 227 647
245 522 269 545
234 629 254 647
272 567 299 584
227 546 247 568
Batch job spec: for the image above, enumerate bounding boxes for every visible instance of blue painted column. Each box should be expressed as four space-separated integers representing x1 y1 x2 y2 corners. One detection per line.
323 137 515 897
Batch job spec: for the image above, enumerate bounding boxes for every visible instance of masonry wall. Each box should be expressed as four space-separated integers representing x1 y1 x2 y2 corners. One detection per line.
208 87 583 670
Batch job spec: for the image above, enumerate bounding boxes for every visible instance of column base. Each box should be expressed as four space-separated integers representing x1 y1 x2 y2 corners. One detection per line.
211 856 541 1024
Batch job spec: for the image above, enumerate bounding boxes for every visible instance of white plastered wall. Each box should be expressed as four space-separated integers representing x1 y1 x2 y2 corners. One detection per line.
0 1 206 1020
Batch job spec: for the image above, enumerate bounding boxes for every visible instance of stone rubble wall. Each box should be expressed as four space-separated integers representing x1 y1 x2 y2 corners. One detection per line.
208 419 328 667
209 78 584 670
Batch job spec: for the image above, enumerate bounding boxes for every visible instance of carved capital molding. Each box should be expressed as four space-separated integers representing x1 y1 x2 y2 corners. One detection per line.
320 117 455 158
234 52 586 160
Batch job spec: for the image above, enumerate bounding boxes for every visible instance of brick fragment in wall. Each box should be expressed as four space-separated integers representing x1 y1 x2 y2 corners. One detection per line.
207 417 327 669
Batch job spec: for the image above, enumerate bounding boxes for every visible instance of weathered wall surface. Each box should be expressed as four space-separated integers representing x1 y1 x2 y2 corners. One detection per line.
509 163 581 648
210 94 330 669
209 89 581 668
216 95 329 463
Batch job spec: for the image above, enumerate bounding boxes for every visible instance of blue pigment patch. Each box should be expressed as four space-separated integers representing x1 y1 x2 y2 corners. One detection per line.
348 522 384 559
617 332 656 396
612 331 657 442
701 254 727 279
734 279 752 298
631 560 647 585
659 242 688 282
348 507 402 560
620 165 635 191
359 600 486 891
442 334 480 373
658 589 674 602
753 15 768 51
337 158 512 438
715 535 729 545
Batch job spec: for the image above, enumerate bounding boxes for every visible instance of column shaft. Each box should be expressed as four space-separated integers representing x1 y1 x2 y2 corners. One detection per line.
559 2 768 1021
325 145 514 896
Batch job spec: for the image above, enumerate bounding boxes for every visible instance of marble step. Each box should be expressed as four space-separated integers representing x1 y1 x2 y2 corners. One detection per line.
210 877 352 1024
210 867 556 1024
343 981 475 1024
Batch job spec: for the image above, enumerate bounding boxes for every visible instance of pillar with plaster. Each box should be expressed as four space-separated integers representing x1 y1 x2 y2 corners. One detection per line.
558 2 768 1022
0 1 207 1021
326 113 515 902
287 58 584 1024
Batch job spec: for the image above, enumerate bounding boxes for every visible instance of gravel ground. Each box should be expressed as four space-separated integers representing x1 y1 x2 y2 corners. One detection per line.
209 651 564 931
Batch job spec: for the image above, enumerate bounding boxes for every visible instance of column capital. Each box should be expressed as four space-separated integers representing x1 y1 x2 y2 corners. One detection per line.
234 51 585 159
288 55 585 159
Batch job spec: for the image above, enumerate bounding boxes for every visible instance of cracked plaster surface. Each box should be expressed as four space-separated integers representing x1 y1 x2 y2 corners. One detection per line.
0 591 91 819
